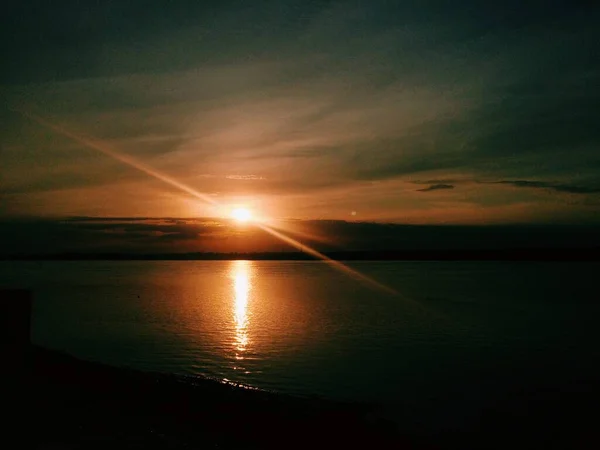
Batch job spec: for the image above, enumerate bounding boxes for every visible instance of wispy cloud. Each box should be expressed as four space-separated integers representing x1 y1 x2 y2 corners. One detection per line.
417 184 455 192
484 180 600 194
226 175 266 180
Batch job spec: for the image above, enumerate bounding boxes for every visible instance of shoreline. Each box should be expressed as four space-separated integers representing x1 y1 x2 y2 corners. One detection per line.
4 248 600 261
3 290 599 448
25 345 407 449
21 345 600 449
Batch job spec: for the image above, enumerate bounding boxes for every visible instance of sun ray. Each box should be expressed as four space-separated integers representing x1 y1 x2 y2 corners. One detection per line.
256 223 399 295
16 109 218 207
264 220 336 246
18 108 405 297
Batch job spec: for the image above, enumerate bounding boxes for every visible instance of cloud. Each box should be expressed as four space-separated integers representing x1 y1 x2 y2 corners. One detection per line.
486 180 600 194
2 217 600 256
417 184 455 192
225 175 266 180
1 1 599 225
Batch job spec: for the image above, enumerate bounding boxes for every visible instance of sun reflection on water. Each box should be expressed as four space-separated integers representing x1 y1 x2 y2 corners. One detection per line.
231 260 251 359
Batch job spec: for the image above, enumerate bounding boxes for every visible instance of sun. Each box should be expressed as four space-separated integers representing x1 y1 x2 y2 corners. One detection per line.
231 207 252 223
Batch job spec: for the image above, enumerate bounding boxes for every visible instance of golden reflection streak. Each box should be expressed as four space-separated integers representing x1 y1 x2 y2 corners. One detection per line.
19 109 403 297
231 260 250 356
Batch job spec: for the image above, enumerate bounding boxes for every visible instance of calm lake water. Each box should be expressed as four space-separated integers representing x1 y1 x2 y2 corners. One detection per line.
2 260 599 429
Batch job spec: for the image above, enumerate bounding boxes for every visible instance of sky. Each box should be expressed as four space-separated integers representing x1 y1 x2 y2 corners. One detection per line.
1 1 599 253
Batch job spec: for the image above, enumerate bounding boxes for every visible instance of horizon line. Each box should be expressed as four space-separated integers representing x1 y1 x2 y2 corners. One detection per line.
2 215 600 228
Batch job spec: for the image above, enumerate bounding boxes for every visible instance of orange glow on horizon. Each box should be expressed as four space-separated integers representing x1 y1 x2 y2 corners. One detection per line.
231 207 252 223
19 108 402 298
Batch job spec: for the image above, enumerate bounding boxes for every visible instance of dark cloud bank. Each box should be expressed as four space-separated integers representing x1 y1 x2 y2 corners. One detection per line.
1 218 599 258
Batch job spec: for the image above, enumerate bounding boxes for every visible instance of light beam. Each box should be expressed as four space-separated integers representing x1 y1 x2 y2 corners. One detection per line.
18 108 402 296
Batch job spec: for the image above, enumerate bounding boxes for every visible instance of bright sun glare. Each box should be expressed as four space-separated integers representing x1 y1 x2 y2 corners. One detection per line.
231 207 252 223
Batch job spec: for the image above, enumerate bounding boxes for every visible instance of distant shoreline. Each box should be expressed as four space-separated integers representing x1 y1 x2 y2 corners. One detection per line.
3 248 600 261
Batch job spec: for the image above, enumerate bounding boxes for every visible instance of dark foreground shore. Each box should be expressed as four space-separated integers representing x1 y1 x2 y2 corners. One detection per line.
10 346 408 449
2 345 597 449
2 290 599 449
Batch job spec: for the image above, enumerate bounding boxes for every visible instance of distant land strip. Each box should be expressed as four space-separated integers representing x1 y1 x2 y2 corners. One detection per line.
3 249 600 261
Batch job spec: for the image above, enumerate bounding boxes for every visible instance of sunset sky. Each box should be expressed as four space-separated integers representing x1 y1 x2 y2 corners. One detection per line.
1 1 599 253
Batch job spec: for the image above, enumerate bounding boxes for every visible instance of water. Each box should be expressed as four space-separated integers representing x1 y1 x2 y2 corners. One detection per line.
2 260 599 429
